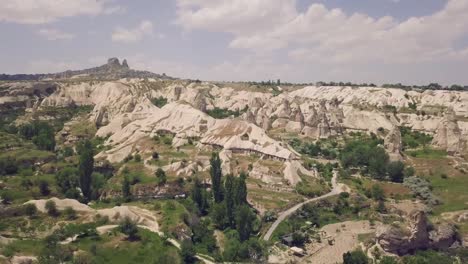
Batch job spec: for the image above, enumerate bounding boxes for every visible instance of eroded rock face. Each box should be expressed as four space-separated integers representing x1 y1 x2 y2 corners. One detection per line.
377 210 459 255
432 109 462 154
384 127 403 161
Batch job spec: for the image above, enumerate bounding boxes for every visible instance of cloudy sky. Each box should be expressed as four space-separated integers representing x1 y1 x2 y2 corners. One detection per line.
1 0 468 85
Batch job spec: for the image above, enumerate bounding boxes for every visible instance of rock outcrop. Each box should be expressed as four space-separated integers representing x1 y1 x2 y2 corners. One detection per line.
376 210 459 255
432 109 462 154
384 127 403 161
0 58 173 81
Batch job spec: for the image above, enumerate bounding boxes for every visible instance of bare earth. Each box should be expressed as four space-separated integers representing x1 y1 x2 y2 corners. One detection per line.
303 220 383 264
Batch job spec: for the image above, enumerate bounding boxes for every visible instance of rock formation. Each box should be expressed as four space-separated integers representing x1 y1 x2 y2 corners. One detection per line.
376 210 459 255
0 58 173 81
432 109 462 154
384 127 403 161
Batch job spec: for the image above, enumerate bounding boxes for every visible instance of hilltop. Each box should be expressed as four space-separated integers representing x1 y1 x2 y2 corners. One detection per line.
0 57 174 81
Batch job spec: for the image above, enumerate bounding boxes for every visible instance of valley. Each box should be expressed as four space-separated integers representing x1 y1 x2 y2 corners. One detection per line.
0 58 467 264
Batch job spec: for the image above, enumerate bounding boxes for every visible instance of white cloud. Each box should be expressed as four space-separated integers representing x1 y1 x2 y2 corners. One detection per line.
0 0 123 24
175 0 297 35
37 28 74 40
112 20 154 43
175 0 468 66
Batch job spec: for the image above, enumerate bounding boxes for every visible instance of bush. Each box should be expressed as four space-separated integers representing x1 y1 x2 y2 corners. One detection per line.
119 217 139 241
56 167 79 195
18 121 56 151
24 203 38 217
155 168 167 186
403 176 441 206
1 191 13 204
206 107 242 119
387 161 405 183
64 206 77 220
152 151 159 160
371 184 385 201
151 96 168 108
180 239 196 263
45 200 59 217
0 156 18 176
134 154 141 162
39 180 51 196
343 249 369 264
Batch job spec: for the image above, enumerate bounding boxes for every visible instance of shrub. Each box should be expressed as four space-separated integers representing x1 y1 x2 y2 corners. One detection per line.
387 161 405 183
1 191 13 204
151 96 168 108
24 203 38 217
403 176 441 206
39 180 51 196
134 154 141 162
64 206 77 220
119 217 139 241
155 168 167 186
152 151 159 160
45 200 59 217
0 156 18 176
343 249 369 264
180 239 196 263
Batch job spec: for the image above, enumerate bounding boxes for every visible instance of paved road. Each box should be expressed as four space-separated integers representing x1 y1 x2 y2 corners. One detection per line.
263 171 342 241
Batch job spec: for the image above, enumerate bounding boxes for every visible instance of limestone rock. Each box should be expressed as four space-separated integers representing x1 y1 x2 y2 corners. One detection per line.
122 59 129 68
377 210 459 255
432 109 462 154
384 127 403 161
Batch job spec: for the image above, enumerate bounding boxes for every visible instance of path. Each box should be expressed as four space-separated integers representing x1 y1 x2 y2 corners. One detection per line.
263 171 344 241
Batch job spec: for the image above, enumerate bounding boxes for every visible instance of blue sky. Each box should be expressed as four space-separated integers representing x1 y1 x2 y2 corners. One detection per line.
1 0 467 85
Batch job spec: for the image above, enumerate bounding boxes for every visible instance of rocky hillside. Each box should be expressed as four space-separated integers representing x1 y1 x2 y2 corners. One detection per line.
0 58 173 81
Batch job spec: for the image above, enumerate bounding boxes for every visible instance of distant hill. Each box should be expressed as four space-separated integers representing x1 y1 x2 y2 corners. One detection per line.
0 57 174 81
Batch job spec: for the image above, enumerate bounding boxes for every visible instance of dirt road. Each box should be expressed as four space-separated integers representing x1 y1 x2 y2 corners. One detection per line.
263 171 343 241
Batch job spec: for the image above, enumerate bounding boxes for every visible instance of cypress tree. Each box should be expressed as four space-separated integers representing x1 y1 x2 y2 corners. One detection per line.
78 139 94 201
236 204 255 241
234 172 248 206
210 152 223 203
122 176 131 202
192 177 209 214
224 174 235 228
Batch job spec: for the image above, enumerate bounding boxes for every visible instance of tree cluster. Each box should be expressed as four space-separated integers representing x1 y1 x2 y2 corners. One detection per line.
340 137 412 182
18 121 56 151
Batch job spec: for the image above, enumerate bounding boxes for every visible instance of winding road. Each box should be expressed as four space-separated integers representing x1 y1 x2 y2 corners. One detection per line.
263 171 343 241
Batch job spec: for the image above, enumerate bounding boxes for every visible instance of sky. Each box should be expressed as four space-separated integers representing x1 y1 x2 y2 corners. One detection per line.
1 0 468 85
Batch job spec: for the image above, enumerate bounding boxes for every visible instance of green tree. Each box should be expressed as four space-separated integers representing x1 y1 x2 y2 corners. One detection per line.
78 140 94 201
387 161 405 183
343 249 369 264
122 176 131 202
155 168 167 186
192 177 208 214
210 152 223 203
64 206 77 220
38 235 72 264
234 172 248 206
119 217 139 241
45 200 59 217
235 205 255 241
211 202 227 229
369 147 389 179
24 203 37 217
225 174 235 228
180 239 196 263
55 167 79 195
39 180 51 196
371 184 385 201
380 256 398 264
